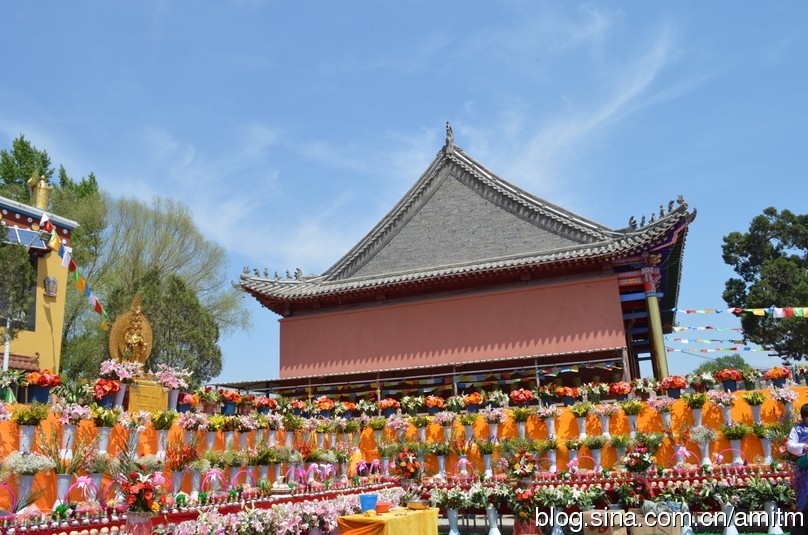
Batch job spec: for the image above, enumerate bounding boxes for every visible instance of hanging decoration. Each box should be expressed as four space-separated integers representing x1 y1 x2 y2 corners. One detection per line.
667 326 743 332
668 307 808 316
666 347 772 353
42 213 109 329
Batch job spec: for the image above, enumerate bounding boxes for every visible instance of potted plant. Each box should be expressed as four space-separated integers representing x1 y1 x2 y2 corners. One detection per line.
715 368 743 392
554 386 579 406
253 395 276 415
92 378 121 409
660 375 687 399
474 439 497 477
429 441 452 478
688 372 717 393
99 359 143 409
119 463 172 533
648 397 675 428
446 395 466 413
509 388 534 407
197 387 221 415
220 390 242 415
608 382 632 402
690 425 718 466
410 415 431 441
570 401 593 440
681 392 708 426
150 410 179 459
25 369 62 403
535 385 554 406
742 391 767 424
166 436 200 494
742 368 762 390
631 378 659 401
0 369 26 402
609 434 632 461
52 402 92 459
176 392 199 414
484 390 508 409
581 434 607 470
707 389 736 425
90 404 121 454
36 426 98 509
480 407 505 440
314 395 335 418
11 402 50 452
377 398 400 417
424 395 445 416
618 400 644 437
535 405 561 437
153 364 191 411
433 410 459 442
720 423 750 465
120 410 152 455
400 395 424 416
463 392 482 413
769 386 799 417
592 403 620 438
511 407 532 439
763 366 792 388
0 450 55 506
580 382 609 403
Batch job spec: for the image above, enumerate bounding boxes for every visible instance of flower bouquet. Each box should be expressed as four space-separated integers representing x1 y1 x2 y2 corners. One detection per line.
333 400 354 417
176 393 199 413
660 375 687 398
400 395 424 415
425 395 445 415
26 369 62 403
463 392 483 412
688 372 717 392
554 386 579 406
99 359 143 383
484 389 508 408
608 382 632 401
378 397 400 416
315 395 335 417
93 378 121 408
715 368 743 392
742 368 762 390
763 366 792 387
631 378 659 399
622 441 655 474
154 363 191 391
509 388 534 406
220 390 242 415
580 382 609 403
392 446 422 481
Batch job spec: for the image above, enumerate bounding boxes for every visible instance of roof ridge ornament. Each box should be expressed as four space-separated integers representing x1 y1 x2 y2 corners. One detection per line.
444 121 454 154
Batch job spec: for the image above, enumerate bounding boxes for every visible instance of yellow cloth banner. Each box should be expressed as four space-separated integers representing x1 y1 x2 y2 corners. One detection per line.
338 507 438 535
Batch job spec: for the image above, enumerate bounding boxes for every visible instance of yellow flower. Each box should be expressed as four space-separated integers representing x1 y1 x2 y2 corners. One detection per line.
151 502 160 513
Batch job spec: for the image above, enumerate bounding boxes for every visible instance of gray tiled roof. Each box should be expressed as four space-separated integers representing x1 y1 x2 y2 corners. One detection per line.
240 141 693 303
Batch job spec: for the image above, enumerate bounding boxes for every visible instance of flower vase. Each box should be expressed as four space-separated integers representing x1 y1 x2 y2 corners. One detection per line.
464 424 474 442
729 439 743 465
544 418 556 437
127 428 142 455
591 448 602 471
190 470 202 500
783 401 793 418
156 429 169 459
547 449 558 473
257 465 269 481
447 509 461 535
123 512 153 535
285 431 294 447
224 431 235 449
517 421 527 439
483 453 493 477
437 455 446 478
167 389 179 411
274 464 283 483
568 449 578 465
763 501 785 535
60 424 77 459
458 455 469 476
661 412 671 428
98 426 112 454
89 472 103 501
418 427 427 441
172 471 184 495
182 429 194 445
239 431 250 450
699 443 711 466
615 447 626 461
373 430 382 444
722 503 739 535
751 405 762 424
329 432 336 447
205 431 217 451
443 425 453 442
486 507 503 535
551 507 565 535
761 438 773 463
674 444 685 466
18 425 36 453
599 416 611 439
488 422 498 439
667 388 681 399
380 457 389 475
17 474 34 506
692 408 702 427
317 432 325 449
627 415 637 437
267 429 277 446
576 417 587 440
114 383 127 409
54 473 72 509
721 407 733 426
339 462 347 479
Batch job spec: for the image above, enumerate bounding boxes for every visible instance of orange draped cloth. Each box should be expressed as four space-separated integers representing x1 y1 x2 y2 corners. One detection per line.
338 507 439 535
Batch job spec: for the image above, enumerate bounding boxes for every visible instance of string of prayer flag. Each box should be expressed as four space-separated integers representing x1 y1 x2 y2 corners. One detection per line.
668 307 808 317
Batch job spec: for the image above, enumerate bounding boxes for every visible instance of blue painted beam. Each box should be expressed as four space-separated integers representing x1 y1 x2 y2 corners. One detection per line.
626 327 649 335
622 311 649 320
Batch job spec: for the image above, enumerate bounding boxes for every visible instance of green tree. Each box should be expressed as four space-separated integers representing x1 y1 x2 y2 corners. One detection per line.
0 239 36 342
722 207 808 362
692 354 752 376
0 135 53 202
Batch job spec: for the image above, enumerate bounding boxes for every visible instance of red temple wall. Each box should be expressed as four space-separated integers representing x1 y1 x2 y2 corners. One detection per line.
279 272 627 378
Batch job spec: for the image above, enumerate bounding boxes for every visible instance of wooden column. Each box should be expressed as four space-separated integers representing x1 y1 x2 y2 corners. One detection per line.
643 267 669 379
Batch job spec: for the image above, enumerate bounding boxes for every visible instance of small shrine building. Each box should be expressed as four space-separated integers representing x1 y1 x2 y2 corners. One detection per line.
235 127 696 399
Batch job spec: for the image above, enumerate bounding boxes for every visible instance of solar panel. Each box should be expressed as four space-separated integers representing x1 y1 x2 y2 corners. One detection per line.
0 226 48 250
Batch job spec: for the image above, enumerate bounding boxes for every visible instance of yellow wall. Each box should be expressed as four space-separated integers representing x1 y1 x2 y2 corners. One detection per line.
10 248 69 372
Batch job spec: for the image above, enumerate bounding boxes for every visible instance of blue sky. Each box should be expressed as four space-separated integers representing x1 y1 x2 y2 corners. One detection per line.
1 2 806 381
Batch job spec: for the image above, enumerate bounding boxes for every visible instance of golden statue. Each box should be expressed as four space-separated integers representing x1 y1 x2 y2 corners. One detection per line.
28 170 53 211
109 295 153 364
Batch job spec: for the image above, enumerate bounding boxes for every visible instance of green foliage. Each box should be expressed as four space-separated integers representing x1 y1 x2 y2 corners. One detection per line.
681 392 708 409
11 402 50 426
693 354 752 376
0 239 36 341
0 135 53 202
582 434 607 450
723 207 808 362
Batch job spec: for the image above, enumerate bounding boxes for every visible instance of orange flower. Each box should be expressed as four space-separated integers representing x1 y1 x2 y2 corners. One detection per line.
463 392 482 405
